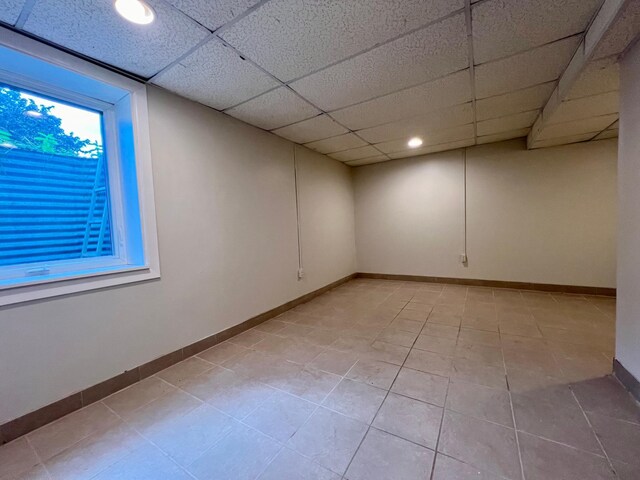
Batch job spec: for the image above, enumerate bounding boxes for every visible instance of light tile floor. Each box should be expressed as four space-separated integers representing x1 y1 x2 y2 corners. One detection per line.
2 279 639 479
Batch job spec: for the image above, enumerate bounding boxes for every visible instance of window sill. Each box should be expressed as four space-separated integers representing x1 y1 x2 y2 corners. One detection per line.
0 265 160 307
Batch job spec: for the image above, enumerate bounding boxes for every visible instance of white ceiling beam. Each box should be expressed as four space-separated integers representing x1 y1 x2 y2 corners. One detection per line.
527 0 627 148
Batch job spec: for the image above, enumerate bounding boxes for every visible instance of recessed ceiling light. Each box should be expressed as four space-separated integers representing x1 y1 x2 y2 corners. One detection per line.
114 0 155 25
408 137 423 148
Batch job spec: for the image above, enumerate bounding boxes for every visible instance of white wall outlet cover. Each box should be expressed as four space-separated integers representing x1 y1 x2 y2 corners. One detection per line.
297 268 305 279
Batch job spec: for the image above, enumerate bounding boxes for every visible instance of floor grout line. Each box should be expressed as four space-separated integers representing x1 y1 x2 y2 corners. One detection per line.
24 434 52 479
427 286 468 479
500 309 527 480
427 366 451 480
339 295 412 477
99 401 200 480
570 388 618 474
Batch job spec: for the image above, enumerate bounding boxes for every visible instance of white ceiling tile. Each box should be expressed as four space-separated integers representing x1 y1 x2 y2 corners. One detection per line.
356 103 473 144
531 133 597 148
330 70 472 131
219 0 464 81
549 91 619 124
345 155 390 167
329 145 382 162
290 13 469 111
476 82 555 121
477 110 539 136
475 36 580 99
388 138 475 159
22 0 209 78
473 0 601 64
0 0 25 25
477 128 530 145
152 40 279 110
225 87 320 130
537 114 618 140
566 57 620 100
593 0 640 60
593 129 618 140
271 115 348 144
304 133 367 154
164 0 261 31
375 124 474 154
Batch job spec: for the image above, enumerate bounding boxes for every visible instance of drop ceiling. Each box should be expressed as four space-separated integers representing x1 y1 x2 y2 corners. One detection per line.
2 0 639 166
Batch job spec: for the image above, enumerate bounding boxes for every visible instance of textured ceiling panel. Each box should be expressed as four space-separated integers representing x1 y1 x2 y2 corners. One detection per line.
532 133 597 148
388 138 475 159
290 14 468 112
476 82 555 121
330 70 472 131
475 37 580 99
566 57 620 100
225 87 320 130
271 115 348 143
549 91 619 124
8 0 625 160
593 128 618 140
164 0 261 31
345 155 389 167
593 0 640 60
22 0 209 77
473 0 601 64
0 0 25 25
304 133 367 154
375 124 474 154
477 128 530 145
476 110 539 136
329 145 381 162
152 40 279 110
537 114 618 140
356 103 473 144
219 0 464 81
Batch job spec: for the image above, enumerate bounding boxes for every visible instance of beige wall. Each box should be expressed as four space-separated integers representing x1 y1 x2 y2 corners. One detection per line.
617 41 640 381
354 138 617 288
0 87 356 424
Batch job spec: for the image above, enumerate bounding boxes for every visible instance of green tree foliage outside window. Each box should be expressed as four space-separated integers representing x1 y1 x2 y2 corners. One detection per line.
0 85 102 158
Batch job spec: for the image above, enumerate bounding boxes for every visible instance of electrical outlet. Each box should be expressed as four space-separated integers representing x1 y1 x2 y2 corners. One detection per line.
460 253 468 264
297 268 305 279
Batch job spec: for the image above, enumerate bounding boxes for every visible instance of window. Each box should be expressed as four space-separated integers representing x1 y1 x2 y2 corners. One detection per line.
0 29 159 306
1 84 114 268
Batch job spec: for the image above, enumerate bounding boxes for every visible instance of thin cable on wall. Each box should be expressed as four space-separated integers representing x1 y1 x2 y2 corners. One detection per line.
462 148 468 265
293 144 304 279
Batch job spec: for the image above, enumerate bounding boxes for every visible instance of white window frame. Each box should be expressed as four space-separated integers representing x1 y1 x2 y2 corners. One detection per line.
0 27 160 306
